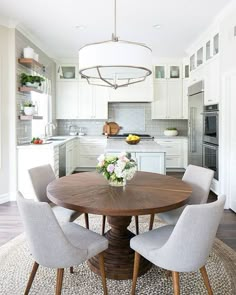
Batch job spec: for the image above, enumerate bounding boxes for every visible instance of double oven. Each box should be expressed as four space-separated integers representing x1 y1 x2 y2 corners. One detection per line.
202 104 219 180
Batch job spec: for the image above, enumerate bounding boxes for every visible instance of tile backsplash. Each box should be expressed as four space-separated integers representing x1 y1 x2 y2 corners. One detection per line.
57 102 188 136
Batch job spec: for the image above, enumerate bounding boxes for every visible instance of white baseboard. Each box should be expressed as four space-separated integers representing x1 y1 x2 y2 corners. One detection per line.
0 193 10 204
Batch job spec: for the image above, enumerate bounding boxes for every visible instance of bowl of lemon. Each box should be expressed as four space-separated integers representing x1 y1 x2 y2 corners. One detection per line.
126 134 140 145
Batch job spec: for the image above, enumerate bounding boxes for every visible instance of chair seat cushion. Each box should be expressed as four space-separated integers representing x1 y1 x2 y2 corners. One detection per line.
61 222 108 260
130 225 174 261
51 204 81 223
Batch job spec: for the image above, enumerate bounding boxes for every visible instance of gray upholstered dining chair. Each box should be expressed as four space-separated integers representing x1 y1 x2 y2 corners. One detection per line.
130 195 225 295
17 192 108 295
149 164 214 229
28 164 89 226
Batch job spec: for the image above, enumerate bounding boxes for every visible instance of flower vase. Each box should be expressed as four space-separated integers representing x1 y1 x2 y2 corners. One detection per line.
109 179 126 187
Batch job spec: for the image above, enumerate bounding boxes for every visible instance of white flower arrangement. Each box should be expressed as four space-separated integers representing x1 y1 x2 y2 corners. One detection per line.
96 152 137 185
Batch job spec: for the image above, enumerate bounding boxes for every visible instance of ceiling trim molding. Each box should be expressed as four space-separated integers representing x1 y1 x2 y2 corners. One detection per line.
16 24 54 58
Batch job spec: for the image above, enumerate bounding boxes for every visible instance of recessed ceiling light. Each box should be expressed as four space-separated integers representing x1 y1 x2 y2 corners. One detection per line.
75 25 86 30
153 24 161 29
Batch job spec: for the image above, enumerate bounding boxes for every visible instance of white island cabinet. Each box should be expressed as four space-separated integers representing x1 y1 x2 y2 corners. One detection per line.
105 140 166 174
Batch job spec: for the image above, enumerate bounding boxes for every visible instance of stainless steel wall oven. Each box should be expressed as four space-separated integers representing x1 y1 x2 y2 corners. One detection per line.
202 104 219 180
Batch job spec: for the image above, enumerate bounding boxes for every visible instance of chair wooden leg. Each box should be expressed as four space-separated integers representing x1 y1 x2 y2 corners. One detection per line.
24 261 39 295
135 216 139 235
172 271 180 295
70 266 74 274
98 252 107 295
56 268 64 295
200 266 213 295
149 214 155 231
84 213 89 229
102 215 106 235
131 252 141 295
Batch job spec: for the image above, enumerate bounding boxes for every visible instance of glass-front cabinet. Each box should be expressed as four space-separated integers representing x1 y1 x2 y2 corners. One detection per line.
154 65 166 79
197 47 203 67
154 64 181 79
206 40 211 60
57 64 78 80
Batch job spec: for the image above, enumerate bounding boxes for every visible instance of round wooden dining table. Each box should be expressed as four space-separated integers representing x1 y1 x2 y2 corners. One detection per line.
47 171 192 280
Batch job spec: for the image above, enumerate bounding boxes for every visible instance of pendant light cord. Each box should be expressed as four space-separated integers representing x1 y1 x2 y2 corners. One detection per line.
113 0 118 41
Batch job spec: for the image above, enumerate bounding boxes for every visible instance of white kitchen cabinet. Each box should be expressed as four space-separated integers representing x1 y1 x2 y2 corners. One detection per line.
152 80 183 119
135 152 166 174
155 138 188 170
182 79 189 119
56 81 78 119
154 64 182 79
17 146 59 200
204 58 220 105
78 82 108 119
77 137 107 170
66 140 74 175
108 76 153 102
56 64 78 80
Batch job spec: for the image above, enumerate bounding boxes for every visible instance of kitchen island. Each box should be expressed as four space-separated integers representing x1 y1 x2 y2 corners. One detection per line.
105 140 166 174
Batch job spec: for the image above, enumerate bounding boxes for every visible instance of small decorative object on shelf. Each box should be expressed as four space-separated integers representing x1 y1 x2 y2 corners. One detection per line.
96 152 137 187
164 128 178 136
20 73 44 89
126 134 140 145
23 101 35 116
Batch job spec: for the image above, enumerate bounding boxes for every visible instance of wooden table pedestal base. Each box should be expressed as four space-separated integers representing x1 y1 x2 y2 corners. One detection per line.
88 216 152 280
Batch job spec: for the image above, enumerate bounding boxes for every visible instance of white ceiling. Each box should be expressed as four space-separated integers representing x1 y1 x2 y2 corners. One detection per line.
0 0 232 60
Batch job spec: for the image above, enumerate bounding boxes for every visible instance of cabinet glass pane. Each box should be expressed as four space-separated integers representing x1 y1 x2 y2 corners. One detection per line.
190 54 195 71
59 66 76 79
197 47 203 66
184 65 189 78
213 33 219 55
206 41 211 60
155 66 165 79
170 66 180 78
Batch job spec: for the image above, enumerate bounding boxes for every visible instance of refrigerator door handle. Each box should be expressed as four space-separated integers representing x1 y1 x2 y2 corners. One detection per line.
190 107 197 153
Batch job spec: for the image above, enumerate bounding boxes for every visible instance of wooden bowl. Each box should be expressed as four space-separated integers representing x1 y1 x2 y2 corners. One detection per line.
126 138 140 145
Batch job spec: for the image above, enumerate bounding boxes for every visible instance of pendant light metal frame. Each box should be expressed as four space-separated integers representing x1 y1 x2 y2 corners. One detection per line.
78 0 152 89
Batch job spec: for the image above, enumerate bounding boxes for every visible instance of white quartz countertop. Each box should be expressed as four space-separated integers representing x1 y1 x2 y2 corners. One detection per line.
105 140 166 153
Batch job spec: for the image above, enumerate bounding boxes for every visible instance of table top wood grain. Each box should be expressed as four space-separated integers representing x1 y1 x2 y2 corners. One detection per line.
47 171 192 216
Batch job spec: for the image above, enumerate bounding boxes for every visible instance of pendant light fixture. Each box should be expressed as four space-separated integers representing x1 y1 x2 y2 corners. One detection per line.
78 0 152 89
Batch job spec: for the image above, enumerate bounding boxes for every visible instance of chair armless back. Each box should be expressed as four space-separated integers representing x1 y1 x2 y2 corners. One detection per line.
28 164 56 203
182 165 214 205
17 192 87 268
152 196 225 272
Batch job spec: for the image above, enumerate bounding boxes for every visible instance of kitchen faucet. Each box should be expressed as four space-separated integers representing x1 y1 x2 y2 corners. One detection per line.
45 122 56 139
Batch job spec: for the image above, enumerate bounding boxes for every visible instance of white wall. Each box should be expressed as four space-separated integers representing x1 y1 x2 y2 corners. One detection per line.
0 26 16 203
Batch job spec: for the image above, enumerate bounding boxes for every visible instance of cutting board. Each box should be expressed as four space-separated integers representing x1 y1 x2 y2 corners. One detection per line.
103 122 120 135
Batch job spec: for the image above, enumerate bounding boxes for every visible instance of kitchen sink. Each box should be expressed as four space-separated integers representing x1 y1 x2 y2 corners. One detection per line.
47 137 67 141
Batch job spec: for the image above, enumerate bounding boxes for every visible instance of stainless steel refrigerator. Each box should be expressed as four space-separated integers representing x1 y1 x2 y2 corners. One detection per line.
188 81 204 166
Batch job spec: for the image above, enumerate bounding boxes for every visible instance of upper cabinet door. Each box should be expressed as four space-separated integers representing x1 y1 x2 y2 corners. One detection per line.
167 80 183 119
56 81 79 119
93 86 109 119
77 81 93 119
152 81 168 119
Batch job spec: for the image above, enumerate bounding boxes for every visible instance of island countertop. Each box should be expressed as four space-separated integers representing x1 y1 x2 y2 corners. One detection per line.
105 139 166 153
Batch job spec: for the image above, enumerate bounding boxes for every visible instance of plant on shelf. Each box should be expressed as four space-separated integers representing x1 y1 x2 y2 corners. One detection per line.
23 100 35 116
96 152 137 187
20 73 45 88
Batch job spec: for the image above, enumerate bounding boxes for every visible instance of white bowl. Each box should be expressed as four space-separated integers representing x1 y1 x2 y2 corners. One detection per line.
164 130 178 136
63 72 74 78
24 107 35 116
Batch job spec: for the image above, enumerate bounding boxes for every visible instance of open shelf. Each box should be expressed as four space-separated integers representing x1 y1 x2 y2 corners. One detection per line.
18 58 45 72
19 115 43 121
18 86 43 94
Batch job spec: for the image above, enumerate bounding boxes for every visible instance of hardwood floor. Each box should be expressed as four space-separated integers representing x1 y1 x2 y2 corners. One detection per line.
0 173 236 251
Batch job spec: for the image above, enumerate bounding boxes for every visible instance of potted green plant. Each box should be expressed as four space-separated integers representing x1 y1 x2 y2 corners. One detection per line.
20 73 45 88
23 101 35 116
164 127 178 136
